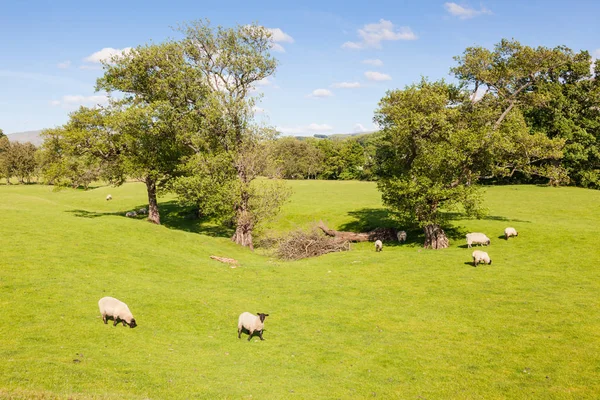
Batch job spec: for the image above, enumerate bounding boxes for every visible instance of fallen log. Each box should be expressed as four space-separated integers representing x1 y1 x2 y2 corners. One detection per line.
317 221 397 242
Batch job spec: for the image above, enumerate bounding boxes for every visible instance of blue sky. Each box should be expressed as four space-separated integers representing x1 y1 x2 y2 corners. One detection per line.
1 0 599 135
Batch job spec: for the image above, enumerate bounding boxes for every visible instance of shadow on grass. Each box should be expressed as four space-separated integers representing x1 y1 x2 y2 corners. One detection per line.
66 200 233 239
443 212 531 223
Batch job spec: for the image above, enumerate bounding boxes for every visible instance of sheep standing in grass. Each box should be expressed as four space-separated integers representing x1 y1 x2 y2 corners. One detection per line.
504 227 518 240
137 208 148 215
125 211 137 218
472 250 492 267
98 297 137 328
397 231 407 243
466 232 491 248
238 312 269 341
106 194 112 201
375 240 383 252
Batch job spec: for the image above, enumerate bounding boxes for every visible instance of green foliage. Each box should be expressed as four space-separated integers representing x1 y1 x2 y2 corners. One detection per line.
2 182 600 398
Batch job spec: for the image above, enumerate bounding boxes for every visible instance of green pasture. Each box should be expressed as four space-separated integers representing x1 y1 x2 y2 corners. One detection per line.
0 181 599 399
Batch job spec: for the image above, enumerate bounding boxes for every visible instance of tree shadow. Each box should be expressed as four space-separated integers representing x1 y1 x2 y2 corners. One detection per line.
159 201 233 238
66 201 233 239
443 211 531 223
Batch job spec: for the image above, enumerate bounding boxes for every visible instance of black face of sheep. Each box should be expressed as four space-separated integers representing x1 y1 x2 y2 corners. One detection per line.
129 318 137 328
258 313 269 323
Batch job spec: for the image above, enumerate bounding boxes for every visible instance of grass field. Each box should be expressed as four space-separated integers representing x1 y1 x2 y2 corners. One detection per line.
1 181 599 399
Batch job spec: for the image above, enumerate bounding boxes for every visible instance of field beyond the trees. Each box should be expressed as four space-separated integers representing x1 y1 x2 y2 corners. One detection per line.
1 181 599 399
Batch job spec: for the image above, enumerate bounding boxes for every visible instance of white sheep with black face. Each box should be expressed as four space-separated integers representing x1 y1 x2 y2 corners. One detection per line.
466 232 491 248
238 312 269 341
375 240 383 252
504 227 518 240
472 250 492 267
98 297 137 328
397 231 407 243
106 194 112 201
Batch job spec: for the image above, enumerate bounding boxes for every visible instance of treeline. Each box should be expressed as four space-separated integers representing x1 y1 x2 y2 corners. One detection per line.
0 130 38 184
265 134 379 180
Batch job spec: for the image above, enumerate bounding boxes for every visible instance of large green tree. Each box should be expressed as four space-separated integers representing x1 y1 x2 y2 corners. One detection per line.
375 79 564 249
172 20 288 249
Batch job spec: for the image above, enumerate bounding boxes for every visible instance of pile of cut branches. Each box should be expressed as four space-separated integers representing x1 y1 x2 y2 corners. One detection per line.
276 227 350 260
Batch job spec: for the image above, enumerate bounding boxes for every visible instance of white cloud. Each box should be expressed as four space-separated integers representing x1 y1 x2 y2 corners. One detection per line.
444 2 492 19
57 60 71 69
268 28 294 52
362 59 384 67
268 28 294 43
50 94 109 109
331 82 361 89
277 123 334 135
84 47 132 64
271 43 286 53
353 123 369 133
342 19 417 49
308 88 334 98
365 71 392 81
593 49 600 58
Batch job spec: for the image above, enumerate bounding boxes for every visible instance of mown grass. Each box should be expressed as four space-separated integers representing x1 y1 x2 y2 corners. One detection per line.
0 181 599 399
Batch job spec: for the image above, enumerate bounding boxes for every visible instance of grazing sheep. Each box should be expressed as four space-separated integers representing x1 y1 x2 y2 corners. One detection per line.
125 211 137 218
472 250 492 266
397 230 407 243
238 312 269 341
137 208 148 215
466 232 491 248
504 227 518 240
106 194 112 201
98 297 137 328
375 240 383 252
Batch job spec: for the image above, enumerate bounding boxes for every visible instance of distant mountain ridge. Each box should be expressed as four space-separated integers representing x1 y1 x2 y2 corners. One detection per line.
7 130 44 146
5 129 376 147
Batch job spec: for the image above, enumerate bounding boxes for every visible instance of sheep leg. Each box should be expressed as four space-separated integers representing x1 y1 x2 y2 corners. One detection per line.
113 317 119 327
122 321 127 327
258 330 264 341
247 329 254 341
238 327 242 339
102 314 107 324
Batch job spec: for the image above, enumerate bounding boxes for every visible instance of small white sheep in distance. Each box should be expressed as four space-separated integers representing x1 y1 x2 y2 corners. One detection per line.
125 211 137 218
98 296 137 328
397 230 407 243
504 227 518 240
472 250 492 267
238 312 269 341
106 194 112 201
375 240 383 252
137 208 148 215
466 232 491 248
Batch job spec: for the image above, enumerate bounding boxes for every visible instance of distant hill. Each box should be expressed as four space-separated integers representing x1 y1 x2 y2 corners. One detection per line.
6 130 44 146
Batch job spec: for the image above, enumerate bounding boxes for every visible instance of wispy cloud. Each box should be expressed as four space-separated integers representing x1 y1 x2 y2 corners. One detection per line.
268 28 294 53
50 94 109 109
308 88 334 98
57 60 71 69
362 59 384 67
0 69 90 88
353 123 370 133
84 47 132 64
444 2 492 19
342 19 417 50
365 71 392 81
331 82 361 89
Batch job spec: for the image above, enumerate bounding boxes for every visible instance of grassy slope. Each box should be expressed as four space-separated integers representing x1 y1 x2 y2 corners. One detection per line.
0 182 599 399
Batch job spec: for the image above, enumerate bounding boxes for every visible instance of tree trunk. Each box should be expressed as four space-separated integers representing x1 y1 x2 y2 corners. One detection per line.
145 177 160 225
423 224 449 249
232 209 254 250
232 190 254 250
318 221 371 242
